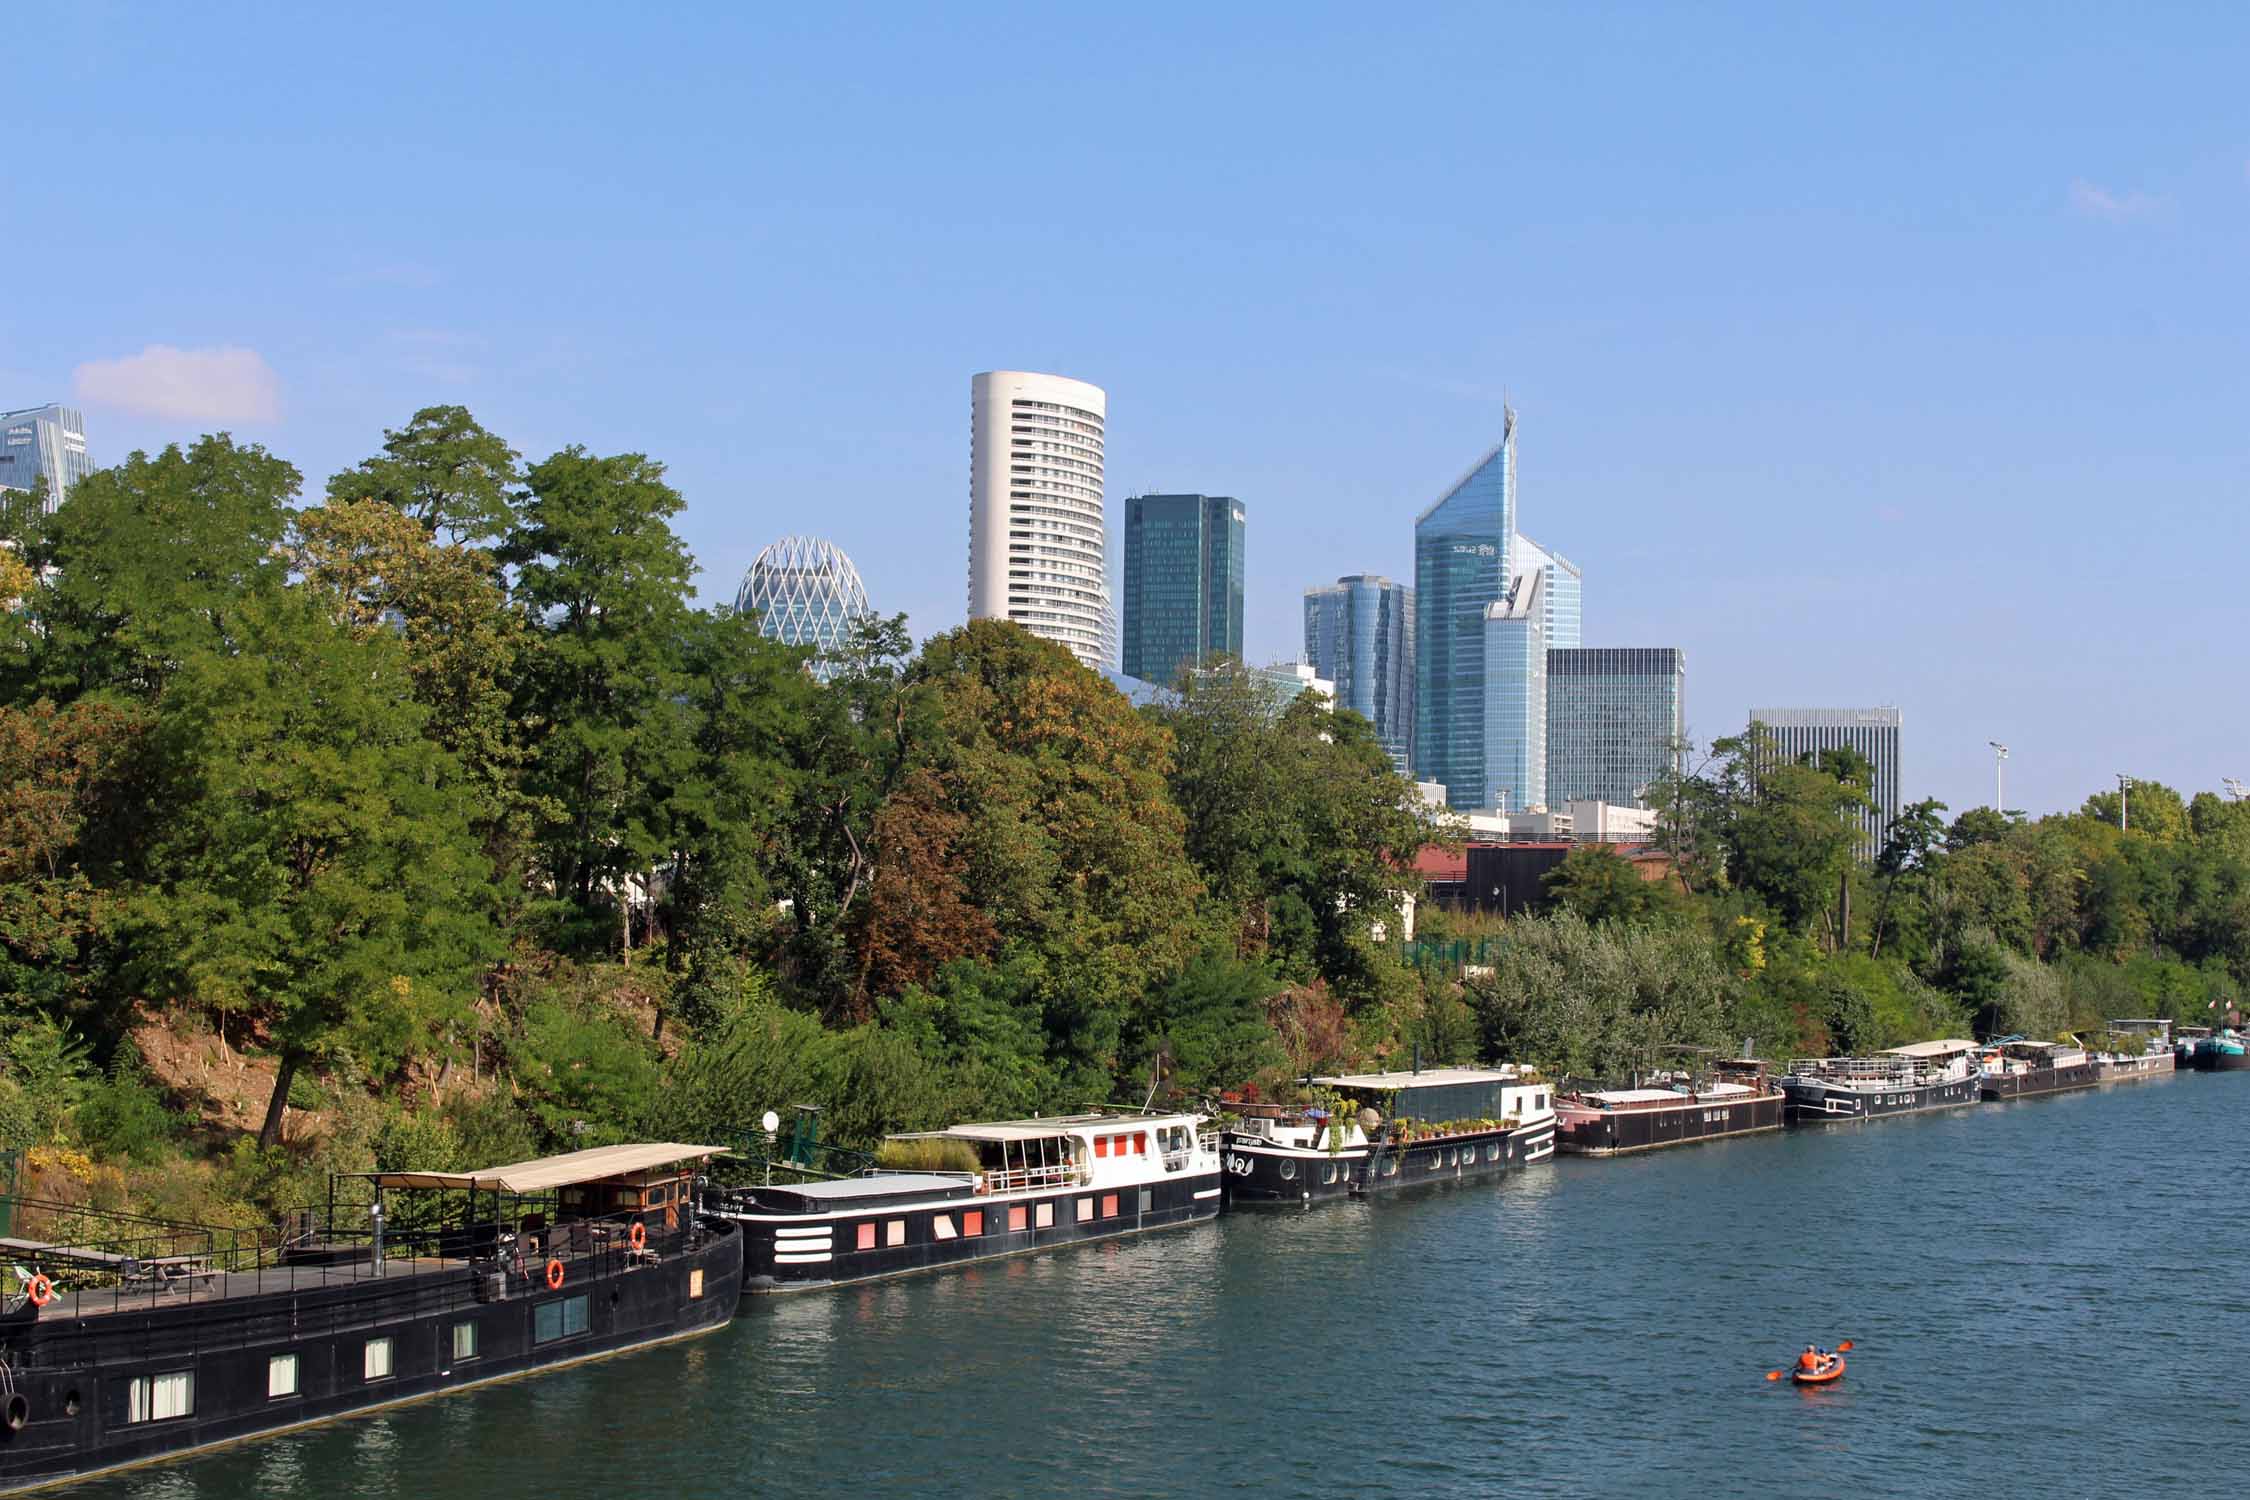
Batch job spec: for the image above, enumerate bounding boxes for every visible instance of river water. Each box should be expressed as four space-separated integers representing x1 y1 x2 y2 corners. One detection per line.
83 1072 2246 1500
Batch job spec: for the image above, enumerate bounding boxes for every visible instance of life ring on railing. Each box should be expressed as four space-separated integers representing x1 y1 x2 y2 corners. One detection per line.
545 1258 565 1291
26 1274 53 1308
628 1221 647 1252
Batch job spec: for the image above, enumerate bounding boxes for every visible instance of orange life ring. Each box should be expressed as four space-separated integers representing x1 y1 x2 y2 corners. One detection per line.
628 1221 647 1251
545 1258 565 1291
27 1274 53 1308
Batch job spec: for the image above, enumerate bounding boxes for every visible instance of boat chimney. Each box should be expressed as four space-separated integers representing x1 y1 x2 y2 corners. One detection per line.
1412 1044 1422 1076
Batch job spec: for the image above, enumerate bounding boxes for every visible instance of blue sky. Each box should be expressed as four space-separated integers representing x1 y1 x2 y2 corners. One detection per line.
7 3 2247 818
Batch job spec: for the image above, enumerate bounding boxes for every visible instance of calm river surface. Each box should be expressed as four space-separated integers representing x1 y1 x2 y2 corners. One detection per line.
82 1072 2246 1500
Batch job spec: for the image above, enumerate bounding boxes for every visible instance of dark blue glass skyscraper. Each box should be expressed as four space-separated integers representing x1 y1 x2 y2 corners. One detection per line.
1413 410 1516 810
1120 493 1245 687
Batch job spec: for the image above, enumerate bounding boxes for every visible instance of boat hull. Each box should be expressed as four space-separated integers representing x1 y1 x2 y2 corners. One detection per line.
2093 1053 2175 1083
2194 1047 2250 1072
1779 1074 1980 1123
0 1221 743 1498
717 1171 1222 1293
1219 1118 1556 1204
1554 1092 1786 1156
1979 1061 2101 1100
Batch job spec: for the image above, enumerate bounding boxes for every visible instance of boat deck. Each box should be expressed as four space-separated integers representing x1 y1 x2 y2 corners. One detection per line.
32 1256 468 1320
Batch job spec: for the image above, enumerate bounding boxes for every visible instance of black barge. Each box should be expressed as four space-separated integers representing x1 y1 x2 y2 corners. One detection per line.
1977 1040 2100 1100
1553 1058 1786 1155
0 1143 742 1495
1219 1067 1556 1205
1779 1040 1982 1122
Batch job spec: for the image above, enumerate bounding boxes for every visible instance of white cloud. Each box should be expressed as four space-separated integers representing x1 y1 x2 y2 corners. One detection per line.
73 344 281 423
2067 178 2163 223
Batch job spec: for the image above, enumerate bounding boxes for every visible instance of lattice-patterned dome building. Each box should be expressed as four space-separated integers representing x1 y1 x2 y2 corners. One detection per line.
734 536 872 682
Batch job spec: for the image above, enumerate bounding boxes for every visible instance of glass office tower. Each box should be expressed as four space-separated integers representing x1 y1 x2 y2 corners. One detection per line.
1482 570 1547 814
1546 648 1685 807
1121 493 1245 686
0 404 91 513
736 535 874 683
1302 573 1414 772
1748 706 1903 854
1413 410 1516 810
1513 533 1582 650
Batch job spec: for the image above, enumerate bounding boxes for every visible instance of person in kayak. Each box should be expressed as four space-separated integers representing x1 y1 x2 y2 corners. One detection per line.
1799 1346 1820 1372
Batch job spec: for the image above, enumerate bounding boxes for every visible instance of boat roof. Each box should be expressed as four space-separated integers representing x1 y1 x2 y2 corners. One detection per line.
1882 1038 1981 1059
766 1174 975 1201
1313 1067 1527 1090
364 1142 731 1193
898 1112 1189 1144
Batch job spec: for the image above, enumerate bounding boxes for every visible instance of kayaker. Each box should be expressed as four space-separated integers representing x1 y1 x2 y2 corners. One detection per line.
1798 1346 1820 1372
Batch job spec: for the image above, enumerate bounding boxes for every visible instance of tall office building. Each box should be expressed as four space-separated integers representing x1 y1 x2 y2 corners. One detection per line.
1481 570 1547 814
1120 493 1244 686
1748 706 1903 853
1547 648 1685 808
1302 573 1414 772
735 535 873 682
1414 409 1516 810
1512 533 1582 649
0 404 91 513
968 370 1108 668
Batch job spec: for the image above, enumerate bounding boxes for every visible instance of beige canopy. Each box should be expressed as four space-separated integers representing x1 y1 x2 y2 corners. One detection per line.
367 1143 730 1193
1882 1039 1981 1059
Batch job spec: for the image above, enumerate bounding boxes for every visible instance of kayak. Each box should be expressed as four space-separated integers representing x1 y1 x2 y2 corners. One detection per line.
1792 1356 1846 1385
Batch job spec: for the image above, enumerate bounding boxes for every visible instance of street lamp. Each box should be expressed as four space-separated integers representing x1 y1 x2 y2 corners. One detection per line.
1988 742 2009 815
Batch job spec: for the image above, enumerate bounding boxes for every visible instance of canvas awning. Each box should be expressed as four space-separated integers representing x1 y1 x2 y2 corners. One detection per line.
365 1143 731 1193
1881 1039 1981 1059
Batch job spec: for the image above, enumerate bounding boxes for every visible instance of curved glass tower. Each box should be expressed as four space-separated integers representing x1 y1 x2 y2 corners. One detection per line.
1414 409 1516 810
735 536 873 681
1303 573 1414 772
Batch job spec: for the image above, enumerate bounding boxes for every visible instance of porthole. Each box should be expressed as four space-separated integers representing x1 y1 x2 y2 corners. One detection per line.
1383 1158 1400 1177
64 1390 82 1417
1321 1163 1337 1185
1446 1149 1458 1167
1278 1160 1297 1181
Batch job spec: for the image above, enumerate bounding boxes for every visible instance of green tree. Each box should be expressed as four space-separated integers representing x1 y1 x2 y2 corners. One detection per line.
1870 797 1947 959
137 589 502 1146
326 405 523 545
24 437 297 702
503 447 698 925
1542 843 1678 926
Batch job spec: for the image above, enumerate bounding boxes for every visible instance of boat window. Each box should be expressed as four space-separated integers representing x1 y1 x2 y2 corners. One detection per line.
690 1269 705 1299
1010 1205 1030 1232
1134 1131 1148 1154
963 1210 984 1236
1100 1194 1119 1218
1076 1197 1095 1223
535 1295 589 1344
1035 1203 1055 1229
1094 1135 1110 1158
933 1214 958 1241
886 1220 907 1247
1138 1188 1153 1213
1279 1160 1296 1180
365 1337 394 1380
1383 1158 1399 1176
452 1321 479 1361
127 1372 193 1424
1321 1163 1337 1184
857 1222 876 1251
267 1354 298 1399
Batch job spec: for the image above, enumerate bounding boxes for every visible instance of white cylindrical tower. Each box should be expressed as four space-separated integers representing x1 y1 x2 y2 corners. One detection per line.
968 370 1108 668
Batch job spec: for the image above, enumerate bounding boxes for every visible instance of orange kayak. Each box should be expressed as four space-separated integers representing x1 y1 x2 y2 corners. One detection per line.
1792 1356 1846 1385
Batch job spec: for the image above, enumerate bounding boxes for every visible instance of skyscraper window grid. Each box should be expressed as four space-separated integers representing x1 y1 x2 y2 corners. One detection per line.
1303 573 1414 773
1121 493 1244 687
0 404 91 514
1414 408 1516 810
1482 569 1547 814
1748 706 1903 854
968 371 1109 668
1545 647 1685 808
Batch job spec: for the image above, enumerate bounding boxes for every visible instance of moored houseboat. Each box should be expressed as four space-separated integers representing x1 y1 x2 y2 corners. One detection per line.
705 1111 1221 1292
1977 1040 2099 1100
2193 1031 2250 1071
1553 1058 1786 1156
2173 1026 2211 1070
1219 1067 1555 1204
1778 1040 1981 1122
0 1144 742 1497
2091 1019 2176 1083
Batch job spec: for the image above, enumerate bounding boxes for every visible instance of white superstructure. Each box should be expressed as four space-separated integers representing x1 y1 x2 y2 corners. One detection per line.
969 370 1109 668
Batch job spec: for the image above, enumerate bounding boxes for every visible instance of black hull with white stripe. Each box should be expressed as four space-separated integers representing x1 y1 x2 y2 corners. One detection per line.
1219 1118 1556 1205
1980 1062 2100 1100
711 1172 1221 1292
1779 1074 1981 1122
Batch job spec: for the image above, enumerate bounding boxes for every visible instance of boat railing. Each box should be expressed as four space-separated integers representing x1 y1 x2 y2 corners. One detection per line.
0 1192 715 1338
977 1163 1084 1195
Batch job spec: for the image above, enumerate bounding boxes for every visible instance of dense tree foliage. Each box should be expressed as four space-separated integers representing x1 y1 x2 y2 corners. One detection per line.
6 410 2248 1224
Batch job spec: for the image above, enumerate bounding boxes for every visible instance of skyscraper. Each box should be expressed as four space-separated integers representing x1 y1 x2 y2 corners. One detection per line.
968 370 1108 668
1748 706 1903 852
0 404 91 513
1547 648 1685 807
1302 573 1414 772
1120 493 1244 686
735 535 873 682
1482 570 1547 814
1414 409 1516 809
1512 533 1582 650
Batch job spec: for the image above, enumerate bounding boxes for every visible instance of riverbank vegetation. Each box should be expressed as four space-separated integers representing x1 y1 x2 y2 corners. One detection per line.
3 407 2243 1223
